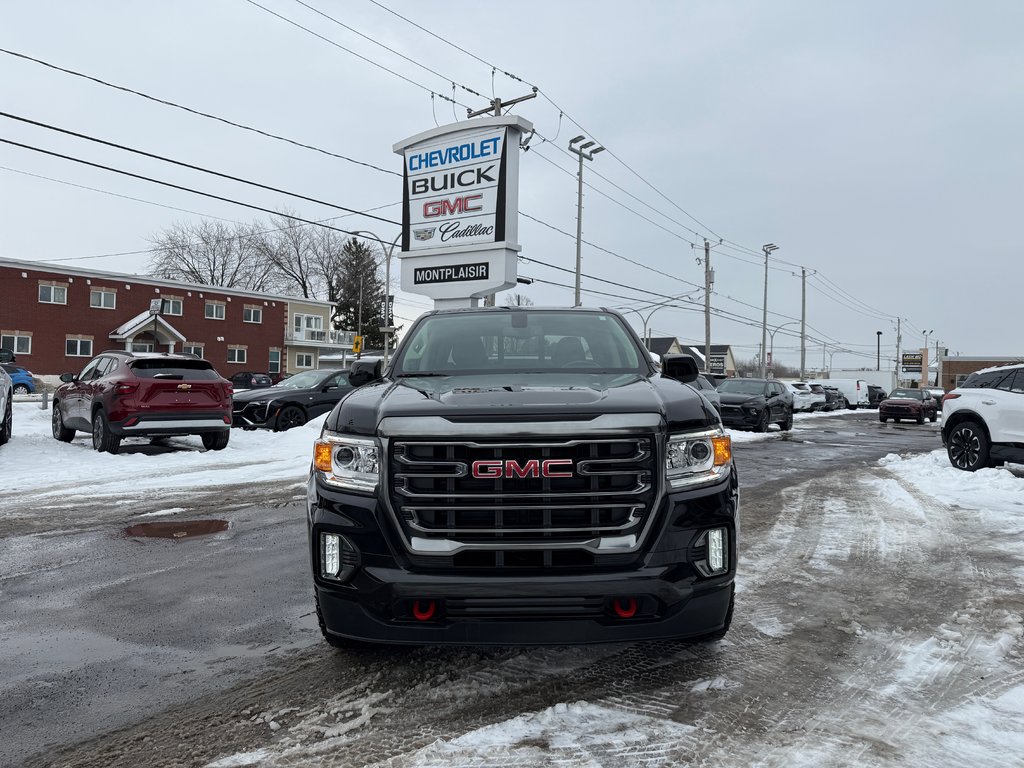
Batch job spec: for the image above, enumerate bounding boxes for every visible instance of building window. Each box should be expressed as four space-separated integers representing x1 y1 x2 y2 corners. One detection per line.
131 342 154 353
227 346 247 364
66 337 94 357
296 352 314 368
243 306 263 324
89 288 116 309
183 343 204 358
38 284 68 304
205 301 226 320
268 349 281 374
162 297 183 316
292 313 325 341
1 333 32 355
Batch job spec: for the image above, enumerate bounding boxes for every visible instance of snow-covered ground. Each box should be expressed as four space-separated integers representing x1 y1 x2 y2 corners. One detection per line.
1 403 323 523
724 407 860 443
198 445 1024 768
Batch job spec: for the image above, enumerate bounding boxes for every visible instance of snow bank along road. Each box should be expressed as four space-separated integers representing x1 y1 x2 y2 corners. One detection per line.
3 408 1023 767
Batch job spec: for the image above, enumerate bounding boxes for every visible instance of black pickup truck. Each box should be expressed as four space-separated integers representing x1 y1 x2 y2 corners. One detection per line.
307 307 739 646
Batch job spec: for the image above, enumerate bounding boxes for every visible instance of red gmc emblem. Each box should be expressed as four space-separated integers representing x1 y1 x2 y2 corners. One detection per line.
471 459 574 479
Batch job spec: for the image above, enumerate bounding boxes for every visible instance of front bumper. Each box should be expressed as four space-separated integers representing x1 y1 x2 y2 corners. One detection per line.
232 401 275 428
309 471 739 645
719 405 761 428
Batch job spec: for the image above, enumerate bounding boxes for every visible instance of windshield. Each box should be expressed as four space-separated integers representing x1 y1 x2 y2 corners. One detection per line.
718 379 768 396
277 370 331 389
393 310 648 376
889 389 923 399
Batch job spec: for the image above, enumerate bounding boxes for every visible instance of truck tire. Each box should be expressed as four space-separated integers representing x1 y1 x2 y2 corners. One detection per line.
692 585 734 642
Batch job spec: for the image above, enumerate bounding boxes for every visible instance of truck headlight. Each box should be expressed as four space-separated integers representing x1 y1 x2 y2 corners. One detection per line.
665 429 732 490
313 432 379 493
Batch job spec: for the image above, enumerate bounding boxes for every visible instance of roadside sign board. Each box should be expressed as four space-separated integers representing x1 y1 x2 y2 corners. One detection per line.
708 355 726 375
902 352 923 373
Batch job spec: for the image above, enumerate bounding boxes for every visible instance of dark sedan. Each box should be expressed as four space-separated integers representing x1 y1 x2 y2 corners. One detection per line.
879 388 937 424
232 368 356 431
717 377 793 432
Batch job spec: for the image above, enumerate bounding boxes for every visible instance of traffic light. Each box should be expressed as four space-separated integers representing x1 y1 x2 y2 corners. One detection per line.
352 335 363 354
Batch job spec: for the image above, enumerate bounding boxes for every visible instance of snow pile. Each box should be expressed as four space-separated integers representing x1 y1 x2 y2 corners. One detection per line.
1 402 325 505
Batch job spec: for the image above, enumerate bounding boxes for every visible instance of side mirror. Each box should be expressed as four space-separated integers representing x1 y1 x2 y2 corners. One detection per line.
349 359 383 387
661 354 699 384
59 372 76 383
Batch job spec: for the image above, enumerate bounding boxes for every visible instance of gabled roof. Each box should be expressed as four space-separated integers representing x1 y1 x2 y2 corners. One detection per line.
709 344 733 356
676 345 706 365
109 311 187 343
645 337 679 355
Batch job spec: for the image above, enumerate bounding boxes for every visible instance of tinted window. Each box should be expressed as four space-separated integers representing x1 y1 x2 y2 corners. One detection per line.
129 359 219 380
394 311 645 375
890 389 924 399
962 370 1012 389
719 379 768 395
79 358 102 380
998 368 1024 394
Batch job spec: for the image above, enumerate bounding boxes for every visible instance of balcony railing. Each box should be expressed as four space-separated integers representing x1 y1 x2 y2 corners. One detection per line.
285 329 356 346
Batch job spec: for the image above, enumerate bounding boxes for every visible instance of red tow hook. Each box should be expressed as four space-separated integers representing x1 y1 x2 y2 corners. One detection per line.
612 597 638 619
412 600 437 621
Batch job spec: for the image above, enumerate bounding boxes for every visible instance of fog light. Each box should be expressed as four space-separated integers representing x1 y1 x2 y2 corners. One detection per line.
320 531 359 582
322 533 340 576
708 528 726 572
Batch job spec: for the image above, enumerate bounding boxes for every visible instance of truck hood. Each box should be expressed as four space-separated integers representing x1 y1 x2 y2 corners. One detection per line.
325 373 716 436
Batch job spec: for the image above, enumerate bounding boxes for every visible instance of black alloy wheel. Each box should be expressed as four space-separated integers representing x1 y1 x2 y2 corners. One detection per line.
947 421 989 472
275 405 307 431
753 408 770 433
51 403 74 442
91 409 121 454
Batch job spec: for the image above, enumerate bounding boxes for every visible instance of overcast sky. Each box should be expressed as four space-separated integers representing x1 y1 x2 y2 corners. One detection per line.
2 1 1021 371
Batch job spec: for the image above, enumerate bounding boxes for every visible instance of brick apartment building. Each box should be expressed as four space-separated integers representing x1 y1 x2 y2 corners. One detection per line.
0 258 346 377
940 355 1024 391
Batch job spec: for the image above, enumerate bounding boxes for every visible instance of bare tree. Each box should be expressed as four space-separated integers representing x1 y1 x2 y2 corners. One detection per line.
148 220 279 291
503 292 534 306
255 212 320 299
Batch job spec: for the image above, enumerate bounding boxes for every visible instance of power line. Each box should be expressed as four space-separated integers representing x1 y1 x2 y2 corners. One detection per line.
0 47 400 177
0 111 400 225
0 137 399 245
290 0 486 100
241 0 471 109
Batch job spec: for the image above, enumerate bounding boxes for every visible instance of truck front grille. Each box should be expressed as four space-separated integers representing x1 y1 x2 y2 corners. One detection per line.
389 437 656 555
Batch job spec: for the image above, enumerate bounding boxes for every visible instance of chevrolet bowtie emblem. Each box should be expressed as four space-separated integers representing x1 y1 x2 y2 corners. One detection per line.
177 383 192 390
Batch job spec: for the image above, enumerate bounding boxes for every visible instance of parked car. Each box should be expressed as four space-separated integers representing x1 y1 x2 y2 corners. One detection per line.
0 347 15 364
878 388 937 425
942 363 1024 471
867 384 887 408
1 363 35 395
704 373 729 388
926 387 946 410
813 384 841 411
232 368 358 431
52 351 233 454
0 365 12 447
717 377 794 432
785 381 825 412
807 378 870 409
687 373 722 414
229 371 274 391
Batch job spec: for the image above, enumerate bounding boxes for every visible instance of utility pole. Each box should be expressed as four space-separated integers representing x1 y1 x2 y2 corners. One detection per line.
760 244 778 377
467 88 538 119
895 318 902 388
704 239 712 373
800 267 807 380
569 136 604 306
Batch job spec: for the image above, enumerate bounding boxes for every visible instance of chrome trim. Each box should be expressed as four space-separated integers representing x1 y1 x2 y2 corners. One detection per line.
393 481 650 499
123 419 227 430
378 413 662 438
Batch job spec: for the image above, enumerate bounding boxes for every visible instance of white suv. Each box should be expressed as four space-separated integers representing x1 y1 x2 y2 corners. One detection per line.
941 363 1024 471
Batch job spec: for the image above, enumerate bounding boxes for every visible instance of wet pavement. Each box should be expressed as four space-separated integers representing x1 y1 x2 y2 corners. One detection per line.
0 411 947 767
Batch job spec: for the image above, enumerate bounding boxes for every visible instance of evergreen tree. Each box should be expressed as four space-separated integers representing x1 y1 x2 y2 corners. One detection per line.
333 238 387 349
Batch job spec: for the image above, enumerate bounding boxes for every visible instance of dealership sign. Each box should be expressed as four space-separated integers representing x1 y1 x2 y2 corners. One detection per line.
902 352 923 373
708 355 726 374
394 115 532 307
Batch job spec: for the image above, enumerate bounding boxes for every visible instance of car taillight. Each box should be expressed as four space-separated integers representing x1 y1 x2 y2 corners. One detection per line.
223 383 233 398
114 381 139 396
942 393 960 404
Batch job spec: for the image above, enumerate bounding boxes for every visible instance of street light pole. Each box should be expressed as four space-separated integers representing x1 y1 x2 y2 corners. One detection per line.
568 136 604 307
760 243 778 377
352 230 401 367
767 321 800 373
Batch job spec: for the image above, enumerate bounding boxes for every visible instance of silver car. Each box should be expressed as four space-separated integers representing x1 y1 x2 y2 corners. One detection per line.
688 374 722 415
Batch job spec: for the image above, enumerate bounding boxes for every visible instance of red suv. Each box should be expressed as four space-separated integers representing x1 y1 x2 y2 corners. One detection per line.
52 351 233 454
